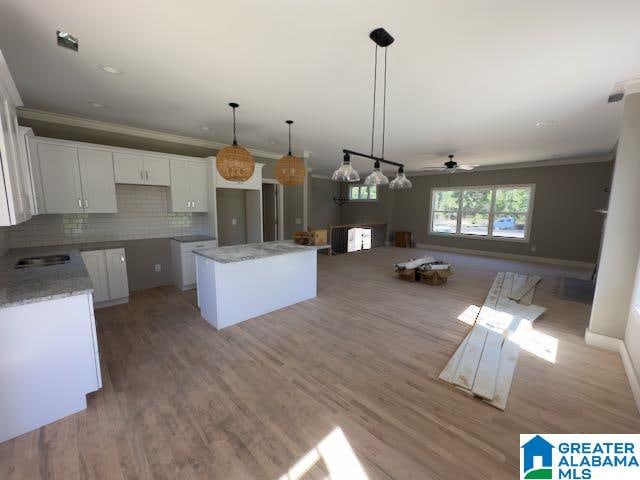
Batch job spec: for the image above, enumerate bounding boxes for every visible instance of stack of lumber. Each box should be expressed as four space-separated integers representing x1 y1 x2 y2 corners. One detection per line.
439 272 544 410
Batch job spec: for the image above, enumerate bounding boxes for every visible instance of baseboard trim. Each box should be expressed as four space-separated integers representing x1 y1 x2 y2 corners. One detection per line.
620 341 640 414
413 243 595 269
584 328 623 351
584 328 640 414
94 297 129 309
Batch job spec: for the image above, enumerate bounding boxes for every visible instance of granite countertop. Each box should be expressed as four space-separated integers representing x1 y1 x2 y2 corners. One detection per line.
194 241 328 264
0 244 96 310
170 235 216 243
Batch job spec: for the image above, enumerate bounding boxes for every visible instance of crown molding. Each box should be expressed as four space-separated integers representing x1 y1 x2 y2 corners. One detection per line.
407 153 613 177
16 107 283 160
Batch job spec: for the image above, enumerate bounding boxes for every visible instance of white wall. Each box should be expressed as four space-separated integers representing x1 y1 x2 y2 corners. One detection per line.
589 89 640 339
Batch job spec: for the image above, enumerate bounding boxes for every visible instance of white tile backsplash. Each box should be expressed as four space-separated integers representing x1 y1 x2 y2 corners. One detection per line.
7 185 210 248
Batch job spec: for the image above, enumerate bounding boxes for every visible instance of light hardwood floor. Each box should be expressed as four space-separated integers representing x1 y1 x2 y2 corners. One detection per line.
1 247 639 479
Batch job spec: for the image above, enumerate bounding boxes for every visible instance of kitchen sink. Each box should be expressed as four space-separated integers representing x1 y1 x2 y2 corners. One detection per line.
15 254 71 269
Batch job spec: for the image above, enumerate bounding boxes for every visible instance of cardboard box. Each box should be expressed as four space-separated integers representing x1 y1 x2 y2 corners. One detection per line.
309 229 327 246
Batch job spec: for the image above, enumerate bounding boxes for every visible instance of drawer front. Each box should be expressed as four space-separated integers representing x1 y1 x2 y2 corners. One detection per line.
179 240 217 253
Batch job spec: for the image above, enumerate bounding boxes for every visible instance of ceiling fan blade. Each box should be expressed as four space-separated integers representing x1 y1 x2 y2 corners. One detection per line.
456 165 478 171
420 166 447 171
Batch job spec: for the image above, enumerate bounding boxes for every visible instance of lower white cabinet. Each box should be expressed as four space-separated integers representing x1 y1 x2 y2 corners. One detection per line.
81 248 129 307
170 239 217 290
0 293 101 443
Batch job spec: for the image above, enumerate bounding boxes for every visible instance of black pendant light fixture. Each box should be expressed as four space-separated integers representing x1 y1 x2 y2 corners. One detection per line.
333 28 411 190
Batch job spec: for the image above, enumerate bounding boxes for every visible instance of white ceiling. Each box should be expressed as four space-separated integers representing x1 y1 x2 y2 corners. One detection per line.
1 0 639 175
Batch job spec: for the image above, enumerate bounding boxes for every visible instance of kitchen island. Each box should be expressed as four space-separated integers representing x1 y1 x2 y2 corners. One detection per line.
194 241 328 329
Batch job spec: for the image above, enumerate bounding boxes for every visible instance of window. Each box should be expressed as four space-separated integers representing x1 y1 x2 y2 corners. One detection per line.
430 184 534 241
349 185 377 201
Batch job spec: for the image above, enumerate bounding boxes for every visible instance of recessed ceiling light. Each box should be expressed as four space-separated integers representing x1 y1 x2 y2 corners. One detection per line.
98 65 122 75
199 125 211 131
535 121 556 127
88 101 106 108
268 140 279 145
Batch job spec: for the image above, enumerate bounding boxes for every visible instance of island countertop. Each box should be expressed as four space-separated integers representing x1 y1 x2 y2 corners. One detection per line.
193 241 329 264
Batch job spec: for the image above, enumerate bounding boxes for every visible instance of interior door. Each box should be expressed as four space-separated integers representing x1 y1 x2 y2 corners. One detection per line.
169 159 190 212
262 183 277 241
37 143 83 213
113 152 144 184
81 250 109 303
143 156 170 186
105 248 129 300
78 148 117 213
188 161 208 212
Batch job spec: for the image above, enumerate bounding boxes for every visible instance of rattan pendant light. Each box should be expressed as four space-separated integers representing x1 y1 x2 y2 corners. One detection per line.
275 120 305 186
216 102 255 182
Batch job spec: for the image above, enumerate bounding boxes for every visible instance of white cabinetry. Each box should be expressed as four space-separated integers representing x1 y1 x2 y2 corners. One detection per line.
0 293 100 443
114 152 170 186
169 159 209 212
81 248 129 307
0 50 33 225
170 238 217 290
37 143 117 213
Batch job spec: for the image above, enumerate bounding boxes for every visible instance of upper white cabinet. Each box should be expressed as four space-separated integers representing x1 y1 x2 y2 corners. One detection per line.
169 159 209 212
37 143 84 213
0 50 33 226
37 143 117 213
114 153 170 186
78 149 117 213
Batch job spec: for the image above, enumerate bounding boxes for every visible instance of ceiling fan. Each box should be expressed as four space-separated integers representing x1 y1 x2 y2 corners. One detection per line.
421 154 479 173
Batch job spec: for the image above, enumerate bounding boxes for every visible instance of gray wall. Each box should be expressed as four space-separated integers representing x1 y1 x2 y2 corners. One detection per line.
340 182 394 231
122 238 174 291
392 162 612 262
309 177 340 229
216 189 247 246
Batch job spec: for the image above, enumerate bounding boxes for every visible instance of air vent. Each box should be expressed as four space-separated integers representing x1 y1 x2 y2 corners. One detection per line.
608 92 624 103
56 31 78 51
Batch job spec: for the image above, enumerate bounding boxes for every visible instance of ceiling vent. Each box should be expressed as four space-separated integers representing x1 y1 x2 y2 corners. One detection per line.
56 31 78 52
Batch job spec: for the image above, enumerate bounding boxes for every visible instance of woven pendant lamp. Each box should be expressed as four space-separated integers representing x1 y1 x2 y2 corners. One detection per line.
275 120 305 186
216 102 255 182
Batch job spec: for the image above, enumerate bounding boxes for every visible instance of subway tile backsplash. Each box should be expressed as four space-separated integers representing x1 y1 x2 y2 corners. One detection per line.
6 185 209 248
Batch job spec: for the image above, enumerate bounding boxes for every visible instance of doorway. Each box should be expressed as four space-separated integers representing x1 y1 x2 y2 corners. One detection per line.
262 181 284 241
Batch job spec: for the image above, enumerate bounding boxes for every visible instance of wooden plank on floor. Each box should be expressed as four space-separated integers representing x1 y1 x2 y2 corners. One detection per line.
519 280 536 305
508 276 541 302
439 332 472 383
452 325 489 390
496 272 515 311
472 330 504 400
486 336 520 410
483 272 505 308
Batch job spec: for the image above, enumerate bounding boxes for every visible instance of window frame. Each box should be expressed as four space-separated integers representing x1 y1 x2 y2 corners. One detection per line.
348 184 378 202
429 183 535 243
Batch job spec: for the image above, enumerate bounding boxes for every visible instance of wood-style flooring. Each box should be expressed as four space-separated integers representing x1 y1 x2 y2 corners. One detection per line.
1 247 639 479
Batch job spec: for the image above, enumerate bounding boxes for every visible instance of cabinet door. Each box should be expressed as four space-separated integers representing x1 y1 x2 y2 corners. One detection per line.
26 136 45 214
143 156 170 186
78 149 117 213
81 251 110 303
182 251 196 286
188 161 209 212
105 248 129 300
113 152 144 184
37 143 83 213
169 159 190 212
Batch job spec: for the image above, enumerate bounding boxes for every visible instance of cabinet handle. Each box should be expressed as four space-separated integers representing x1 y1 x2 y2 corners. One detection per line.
140 170 144 180
187 200 191 208
145 170 149 181
84 199 89 208
120 255 125 262
78 198 82 208
191 200 195 208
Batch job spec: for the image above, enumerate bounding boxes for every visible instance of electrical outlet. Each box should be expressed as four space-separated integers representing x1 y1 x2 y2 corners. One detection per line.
530 246 537 252
154 264 161 272
295 218 302 225
232 218 237 226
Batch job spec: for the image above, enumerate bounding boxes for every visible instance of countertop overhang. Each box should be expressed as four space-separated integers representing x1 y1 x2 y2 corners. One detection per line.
194 241 330 264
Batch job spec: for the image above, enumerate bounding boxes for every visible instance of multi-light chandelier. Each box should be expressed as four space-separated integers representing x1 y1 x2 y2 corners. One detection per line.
332 28 412 190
